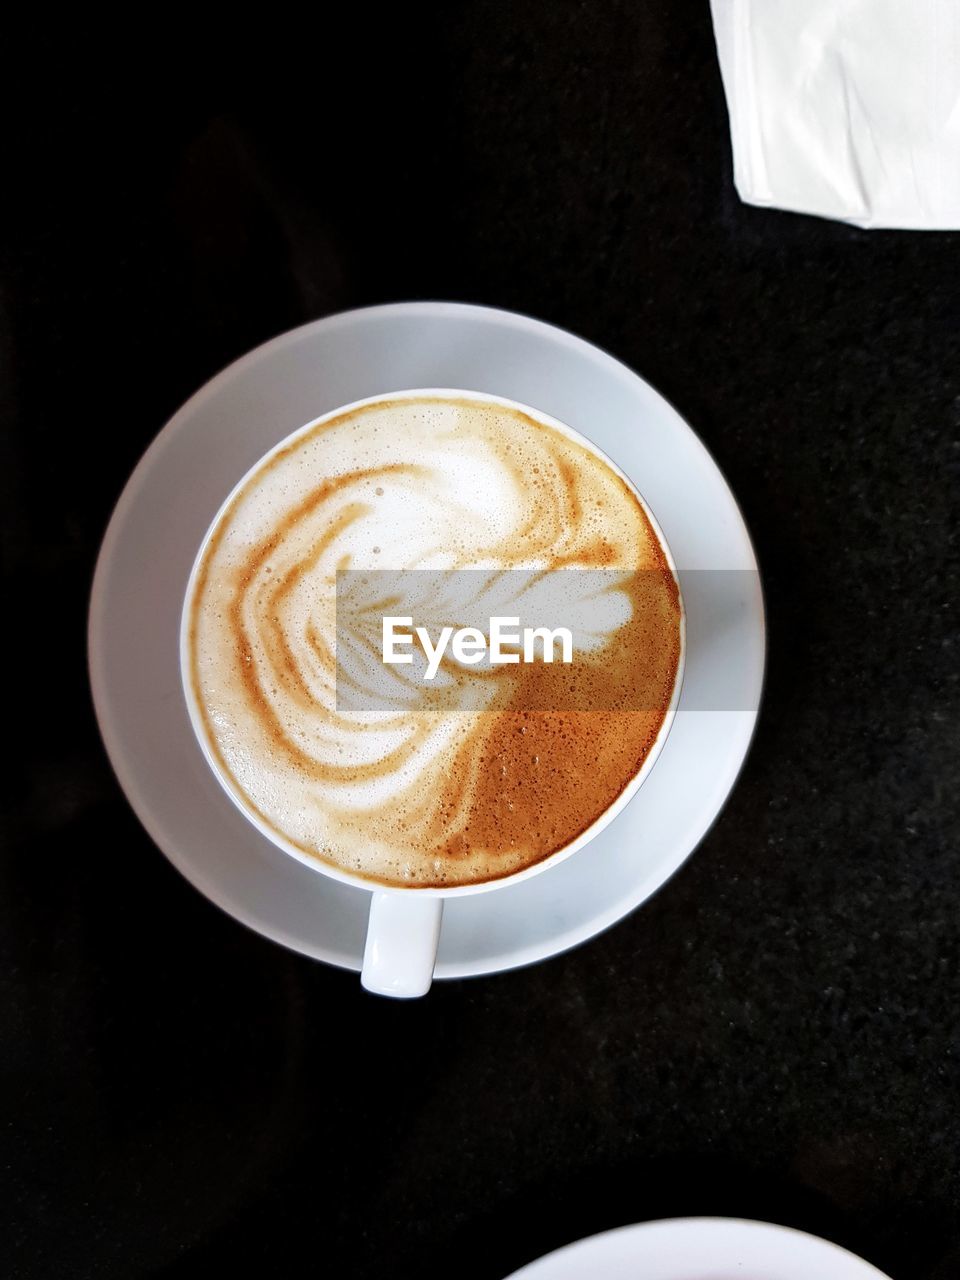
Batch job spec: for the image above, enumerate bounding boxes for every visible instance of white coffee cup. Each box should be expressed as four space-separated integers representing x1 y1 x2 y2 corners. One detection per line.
180 389 685 998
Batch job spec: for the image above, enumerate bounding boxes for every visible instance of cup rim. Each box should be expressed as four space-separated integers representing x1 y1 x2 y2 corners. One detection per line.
179 386 686 898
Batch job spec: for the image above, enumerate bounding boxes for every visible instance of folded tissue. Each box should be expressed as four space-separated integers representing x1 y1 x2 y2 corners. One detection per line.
710 0 960 229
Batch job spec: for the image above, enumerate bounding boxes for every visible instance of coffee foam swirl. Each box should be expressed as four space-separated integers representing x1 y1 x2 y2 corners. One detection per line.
187 396 681 887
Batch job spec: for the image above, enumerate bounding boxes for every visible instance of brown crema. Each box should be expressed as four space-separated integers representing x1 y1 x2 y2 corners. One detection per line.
186 395 682 888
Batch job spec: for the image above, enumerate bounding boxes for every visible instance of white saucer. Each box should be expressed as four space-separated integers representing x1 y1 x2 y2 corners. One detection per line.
504 1218 891 1280
88 302 764 979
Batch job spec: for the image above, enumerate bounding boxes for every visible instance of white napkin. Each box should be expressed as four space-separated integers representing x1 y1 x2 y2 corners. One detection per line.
710 0 960 229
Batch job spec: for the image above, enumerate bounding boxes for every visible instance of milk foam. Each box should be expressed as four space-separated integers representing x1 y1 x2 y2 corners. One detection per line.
187 396 681 887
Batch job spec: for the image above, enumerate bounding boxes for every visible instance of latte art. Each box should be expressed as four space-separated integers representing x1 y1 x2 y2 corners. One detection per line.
185 395 682 887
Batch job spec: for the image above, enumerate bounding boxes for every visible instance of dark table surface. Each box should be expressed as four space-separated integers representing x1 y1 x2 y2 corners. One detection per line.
3 5 959 1278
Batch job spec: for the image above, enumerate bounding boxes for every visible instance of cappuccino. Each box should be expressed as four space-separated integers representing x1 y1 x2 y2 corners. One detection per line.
185 394 681 888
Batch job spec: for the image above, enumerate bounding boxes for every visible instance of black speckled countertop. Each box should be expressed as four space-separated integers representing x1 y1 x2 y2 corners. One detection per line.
2 5 959 1278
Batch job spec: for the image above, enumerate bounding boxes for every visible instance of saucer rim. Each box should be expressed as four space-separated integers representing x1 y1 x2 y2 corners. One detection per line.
503 1216 891 1279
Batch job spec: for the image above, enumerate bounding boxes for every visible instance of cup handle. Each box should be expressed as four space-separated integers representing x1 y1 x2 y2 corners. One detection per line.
361 892 444 998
